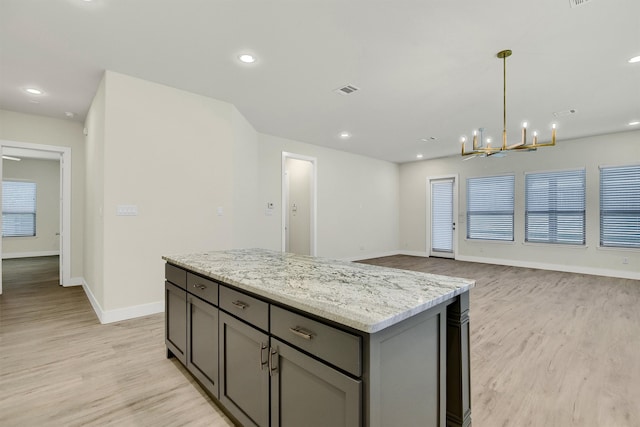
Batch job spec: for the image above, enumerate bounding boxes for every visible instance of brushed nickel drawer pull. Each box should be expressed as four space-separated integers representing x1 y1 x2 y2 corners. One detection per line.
259 342 268 370
289 326 314 340
269 347 278 376
231 300 249 310
193 283 207 290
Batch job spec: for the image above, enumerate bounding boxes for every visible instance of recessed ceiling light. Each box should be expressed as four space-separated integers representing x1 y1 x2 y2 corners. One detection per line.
339 131 351 139
238 54 256 63
65 112 75 118
416 154 423 159
628 56 640 64
25 88 43 95
628 120 640 126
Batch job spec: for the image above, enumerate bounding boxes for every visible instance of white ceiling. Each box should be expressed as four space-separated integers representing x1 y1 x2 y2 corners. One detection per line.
1 0 639 163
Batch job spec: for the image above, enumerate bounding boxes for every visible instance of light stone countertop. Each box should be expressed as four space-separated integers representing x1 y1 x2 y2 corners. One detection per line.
163 248 475 334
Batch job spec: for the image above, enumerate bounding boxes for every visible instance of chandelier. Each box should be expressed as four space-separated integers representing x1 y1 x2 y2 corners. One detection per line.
461 50 556 157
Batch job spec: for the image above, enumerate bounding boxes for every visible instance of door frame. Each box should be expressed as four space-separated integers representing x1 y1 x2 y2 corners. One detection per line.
0 139 72 294
426 174 458 259
281 152 317 256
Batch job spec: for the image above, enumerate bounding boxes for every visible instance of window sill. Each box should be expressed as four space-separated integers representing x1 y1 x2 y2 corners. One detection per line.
522 241 588 250
464 238 515 245
597 245 639 253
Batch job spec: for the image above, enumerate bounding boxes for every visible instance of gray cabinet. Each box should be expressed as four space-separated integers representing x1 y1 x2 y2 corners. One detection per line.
219 311 270 427
270 338 361 427
187 294 219 398
165 261 464 427
165 281 187 364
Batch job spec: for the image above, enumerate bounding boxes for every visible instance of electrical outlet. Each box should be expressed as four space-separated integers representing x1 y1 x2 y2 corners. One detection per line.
623 257 629 265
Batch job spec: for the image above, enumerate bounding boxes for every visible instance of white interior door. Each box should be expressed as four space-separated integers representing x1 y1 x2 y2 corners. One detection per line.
282 152 317 256
430 177 456 258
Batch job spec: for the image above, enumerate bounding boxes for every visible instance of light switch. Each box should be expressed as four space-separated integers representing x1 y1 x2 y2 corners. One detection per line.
116 205 138 216
217 207 224 216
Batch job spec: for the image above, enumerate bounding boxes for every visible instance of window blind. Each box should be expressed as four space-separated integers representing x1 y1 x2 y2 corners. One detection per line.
600 165 640 248
2 181 36 237
431 179 453 253
467 175 514 241
525 169 585 245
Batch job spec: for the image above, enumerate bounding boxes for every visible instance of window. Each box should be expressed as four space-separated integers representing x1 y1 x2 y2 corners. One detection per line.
600 164 640 248
2 181 36 237
467 175 514 241
525 169 585 245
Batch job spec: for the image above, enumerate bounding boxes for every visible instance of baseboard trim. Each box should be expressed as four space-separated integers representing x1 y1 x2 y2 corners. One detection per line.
64 276 84 287
81 278 164 324
456 255 640 280
398 250 430 258
2 250 60 259
343 250 402 262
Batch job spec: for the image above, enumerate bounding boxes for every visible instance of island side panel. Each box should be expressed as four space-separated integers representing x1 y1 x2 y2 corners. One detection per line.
446 291 472 427
365 303 448 427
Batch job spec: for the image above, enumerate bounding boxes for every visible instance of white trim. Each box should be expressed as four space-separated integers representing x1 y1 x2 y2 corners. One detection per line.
81 278 103 323
456 254 640 280
2 250 60 259
398 250 429 257
342 250 403 262
81 278 164 324
64 276 84 287
281 152 317 256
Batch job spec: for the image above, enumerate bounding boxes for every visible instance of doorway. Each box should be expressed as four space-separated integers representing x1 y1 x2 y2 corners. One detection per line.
428 176 458 259
0 140 71 295
282 152 317 256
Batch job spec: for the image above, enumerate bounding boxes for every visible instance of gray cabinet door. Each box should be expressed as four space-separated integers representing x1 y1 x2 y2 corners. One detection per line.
187 295 219 398
219 312 270 427
270 338 361 427
165 281 187 365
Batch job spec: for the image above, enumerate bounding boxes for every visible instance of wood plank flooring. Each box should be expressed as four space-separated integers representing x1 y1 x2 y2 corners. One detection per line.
1 255 639 426
0 256 232 427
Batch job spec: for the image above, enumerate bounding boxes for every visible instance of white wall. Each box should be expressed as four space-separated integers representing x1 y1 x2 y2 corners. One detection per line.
84 71 236 317
399 130 640 279
2 158 60 257
256 133 400 260
84 77 106 307
0 110 85 278
231 106 261 249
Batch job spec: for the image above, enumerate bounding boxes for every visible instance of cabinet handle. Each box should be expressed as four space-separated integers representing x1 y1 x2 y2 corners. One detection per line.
269 347 278 376
259 343 268 370
193 283 207 290
231 300 249 310
289 326 314 340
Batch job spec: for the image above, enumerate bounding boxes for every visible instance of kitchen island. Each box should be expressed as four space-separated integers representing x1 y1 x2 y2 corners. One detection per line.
163 248 474 427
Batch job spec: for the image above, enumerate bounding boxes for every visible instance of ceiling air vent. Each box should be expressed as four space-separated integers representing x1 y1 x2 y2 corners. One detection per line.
569 0 593 8
334 84 360 95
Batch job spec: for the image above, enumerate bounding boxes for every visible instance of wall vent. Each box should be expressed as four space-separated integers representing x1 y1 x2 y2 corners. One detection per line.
569 0 593 8
334 84 360 95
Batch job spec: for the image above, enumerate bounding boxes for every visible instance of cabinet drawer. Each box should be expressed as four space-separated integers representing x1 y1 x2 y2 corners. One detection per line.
187 272 218 305
165 263 187 289
220 286 269 332
270 305 362 377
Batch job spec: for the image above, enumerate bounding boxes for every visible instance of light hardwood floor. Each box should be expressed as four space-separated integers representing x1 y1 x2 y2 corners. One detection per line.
1 256 639 426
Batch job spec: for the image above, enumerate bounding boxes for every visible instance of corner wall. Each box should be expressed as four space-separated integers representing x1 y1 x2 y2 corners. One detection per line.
399 130 640 279
256 133 400 260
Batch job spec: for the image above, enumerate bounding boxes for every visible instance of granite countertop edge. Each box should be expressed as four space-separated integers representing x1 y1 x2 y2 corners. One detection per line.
163 250 475 334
